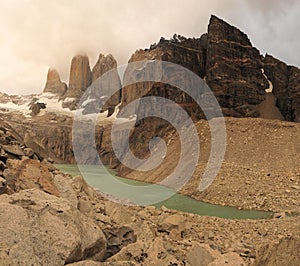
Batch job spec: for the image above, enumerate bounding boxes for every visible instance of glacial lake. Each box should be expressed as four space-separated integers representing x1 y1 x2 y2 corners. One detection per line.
55 164 273 220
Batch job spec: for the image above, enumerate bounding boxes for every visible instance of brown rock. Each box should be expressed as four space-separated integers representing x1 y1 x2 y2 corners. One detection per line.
43 68 67 96
0 189 107 265
67 261 138 266
92 54 118 82
63 55 92 110
30 102 47 116
2 144 24 157
3 158 60 196
103 226 137 259
158 214 186 232
187 243 215 266
187 242 246 266
0 176 6 194
255 237 300 266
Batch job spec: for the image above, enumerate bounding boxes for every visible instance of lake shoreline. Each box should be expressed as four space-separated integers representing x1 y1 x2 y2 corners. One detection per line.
55 164 274 220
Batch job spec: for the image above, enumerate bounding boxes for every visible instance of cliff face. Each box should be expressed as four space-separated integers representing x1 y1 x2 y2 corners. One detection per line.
62 55 92 110
263 54 300 122
122 34 207 117
121 15 271 121
206 15 268 117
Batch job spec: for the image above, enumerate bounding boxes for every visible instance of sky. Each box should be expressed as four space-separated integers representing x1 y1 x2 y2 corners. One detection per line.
0 0 299 95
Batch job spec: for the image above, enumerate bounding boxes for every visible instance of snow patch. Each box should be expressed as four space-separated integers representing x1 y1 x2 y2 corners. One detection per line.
63 97 76 103
81 98 97 107
261 68 273 93
114 114 137 124
0 101 31 117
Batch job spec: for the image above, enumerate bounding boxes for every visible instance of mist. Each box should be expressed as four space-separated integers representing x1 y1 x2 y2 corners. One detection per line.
0 0 299 95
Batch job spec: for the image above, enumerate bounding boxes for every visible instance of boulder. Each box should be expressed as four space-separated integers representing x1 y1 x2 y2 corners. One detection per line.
103 226 137 259
255 237 300 266
67 261 138 266
0 189 107 265
3 158 60 195
187 242 245 266
0 176 6 194
107 238 183 265
30 102 47 116
2 144 24 157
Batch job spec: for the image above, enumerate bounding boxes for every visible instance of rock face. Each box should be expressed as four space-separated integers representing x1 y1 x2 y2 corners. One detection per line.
4 114 75 163
121 15 270 121
82 54 121 116
43 68 68 96
118 15 271 171
63 55 92 110
263 54 300 122
121 34 207 121
206 15 268 117
4 114 121 166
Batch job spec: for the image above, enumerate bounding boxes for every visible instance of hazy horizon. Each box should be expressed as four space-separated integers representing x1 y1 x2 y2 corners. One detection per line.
0 0 299 95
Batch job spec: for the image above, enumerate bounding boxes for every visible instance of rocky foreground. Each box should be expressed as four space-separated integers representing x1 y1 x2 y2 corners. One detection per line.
0 122 299 266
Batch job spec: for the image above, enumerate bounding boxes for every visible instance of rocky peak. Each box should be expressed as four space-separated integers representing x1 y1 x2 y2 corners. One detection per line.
205 14 268 117
208 15 252 46
66 54 92 96
80 53 121 116
43 68 67 96
63 54 92 109
92 54 118 82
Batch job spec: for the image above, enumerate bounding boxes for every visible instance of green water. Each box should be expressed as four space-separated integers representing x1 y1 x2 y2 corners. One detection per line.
55 164 273 220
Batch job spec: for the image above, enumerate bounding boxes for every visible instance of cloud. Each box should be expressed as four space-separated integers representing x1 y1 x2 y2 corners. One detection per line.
0 0 299 94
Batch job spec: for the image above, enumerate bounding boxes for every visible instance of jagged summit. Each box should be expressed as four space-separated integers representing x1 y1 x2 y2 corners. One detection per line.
208 15 252 46
92 54 117 82
2 15 300 121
